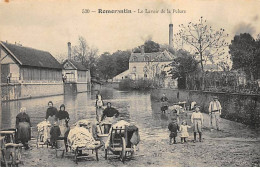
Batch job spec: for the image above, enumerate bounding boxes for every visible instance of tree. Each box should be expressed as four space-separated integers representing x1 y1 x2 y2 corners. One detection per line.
112 50 131 75
73 36 88 63
168 50 199 89
96 50 131 80
133 40 160 53
159 44 176 55
72 36 99 77
96 52 115 80
218 61 230 72
229 33 259 80
175 16 229 89
144 40 160 53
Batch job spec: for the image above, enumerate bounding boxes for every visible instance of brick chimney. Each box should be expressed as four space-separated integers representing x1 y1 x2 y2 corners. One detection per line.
141 45 145 55
68 42 71 60
169 24 173 49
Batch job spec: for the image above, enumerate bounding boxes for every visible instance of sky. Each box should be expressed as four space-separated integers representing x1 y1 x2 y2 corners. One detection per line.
0 0 260 60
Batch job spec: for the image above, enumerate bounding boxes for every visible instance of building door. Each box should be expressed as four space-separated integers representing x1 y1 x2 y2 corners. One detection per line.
1 64 10 83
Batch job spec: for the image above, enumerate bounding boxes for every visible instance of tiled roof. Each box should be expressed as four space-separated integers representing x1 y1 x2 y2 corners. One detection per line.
1 42 62 69
129 50 175 62
63 59 88 71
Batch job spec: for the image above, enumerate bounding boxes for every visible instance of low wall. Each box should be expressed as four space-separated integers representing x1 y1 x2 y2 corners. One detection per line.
21 83 64 99
1 83 64 101
151 88 260 127
1 84 21 101
1 82 91 101
77 83 91 92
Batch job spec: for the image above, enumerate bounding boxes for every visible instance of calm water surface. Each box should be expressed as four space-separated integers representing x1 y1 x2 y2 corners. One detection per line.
1 87 170 139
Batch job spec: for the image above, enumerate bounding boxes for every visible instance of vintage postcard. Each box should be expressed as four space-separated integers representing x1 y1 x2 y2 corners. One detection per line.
0 0 259 167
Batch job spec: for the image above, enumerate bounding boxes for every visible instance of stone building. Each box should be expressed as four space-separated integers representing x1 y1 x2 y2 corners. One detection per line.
0 41 63 101
62 42 91 92
113 24 178 88
113 48 178 88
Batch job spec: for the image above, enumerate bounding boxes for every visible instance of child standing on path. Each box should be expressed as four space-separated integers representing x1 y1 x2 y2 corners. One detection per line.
168 118 179 144
191 105 204 142
50 121 61 148
179 120 191 144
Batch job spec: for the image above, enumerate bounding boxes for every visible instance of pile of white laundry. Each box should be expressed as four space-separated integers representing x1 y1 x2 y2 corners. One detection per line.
67 126 100 150
37 121 51 132
37 121 52 142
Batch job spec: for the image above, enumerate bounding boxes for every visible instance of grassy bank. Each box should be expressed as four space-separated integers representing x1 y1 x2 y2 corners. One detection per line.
151 88 260 127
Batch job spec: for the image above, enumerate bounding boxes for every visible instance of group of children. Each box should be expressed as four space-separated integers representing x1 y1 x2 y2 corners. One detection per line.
168 105 204 144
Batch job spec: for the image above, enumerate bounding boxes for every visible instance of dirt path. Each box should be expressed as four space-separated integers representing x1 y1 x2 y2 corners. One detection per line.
18 112 259 167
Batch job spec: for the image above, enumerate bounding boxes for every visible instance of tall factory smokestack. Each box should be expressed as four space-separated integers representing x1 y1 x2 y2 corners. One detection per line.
169 24 173 49
68 42 71 60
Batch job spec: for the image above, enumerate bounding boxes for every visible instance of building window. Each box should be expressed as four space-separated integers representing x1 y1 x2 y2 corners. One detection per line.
132 66 136 72
143 66 148 73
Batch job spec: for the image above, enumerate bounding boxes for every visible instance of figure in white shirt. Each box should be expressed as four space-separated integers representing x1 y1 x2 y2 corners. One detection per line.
208 96 222 131
190 101 197 110
191 105 203 142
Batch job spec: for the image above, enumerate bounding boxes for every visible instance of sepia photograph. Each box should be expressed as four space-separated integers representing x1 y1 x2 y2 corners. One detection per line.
0 0 259 167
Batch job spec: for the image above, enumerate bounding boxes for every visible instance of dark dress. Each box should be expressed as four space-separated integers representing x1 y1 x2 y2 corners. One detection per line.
168 122 179 138
50 125 61 144
46 107 58 124
56 110 69 121
101 107 120 121
56 110 70 142
16 113 31 144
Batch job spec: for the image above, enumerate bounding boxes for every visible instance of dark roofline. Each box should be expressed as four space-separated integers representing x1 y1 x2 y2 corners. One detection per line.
20 65 62 70
1 41 62 69
0 41 23 65
63 59 89 71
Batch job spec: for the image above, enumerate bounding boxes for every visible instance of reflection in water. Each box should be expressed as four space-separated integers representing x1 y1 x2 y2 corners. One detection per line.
1 88 172 139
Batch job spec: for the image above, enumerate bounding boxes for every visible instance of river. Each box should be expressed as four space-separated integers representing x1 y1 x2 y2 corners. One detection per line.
1 87 259 167
1 87 169 139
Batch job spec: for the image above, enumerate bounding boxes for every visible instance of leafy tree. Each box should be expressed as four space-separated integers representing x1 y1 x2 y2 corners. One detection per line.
229 33 259 80
133 40 160 53
175 16 229 89
112 50 131 75
218 61 230 72
169 50 198 78
96 50 131 80
132 47 141 53
168 50 199 88
144 40 160 53
96 52 115 80
159 44 176 55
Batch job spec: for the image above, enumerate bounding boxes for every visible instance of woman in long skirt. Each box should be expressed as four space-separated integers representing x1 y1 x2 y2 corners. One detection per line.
44 101 58 142
16 107 31 150
56 104 70 151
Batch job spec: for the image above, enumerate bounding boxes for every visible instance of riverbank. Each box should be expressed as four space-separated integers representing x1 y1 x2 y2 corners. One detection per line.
2 87 259 167
20 111 260 167
151 88 260 127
